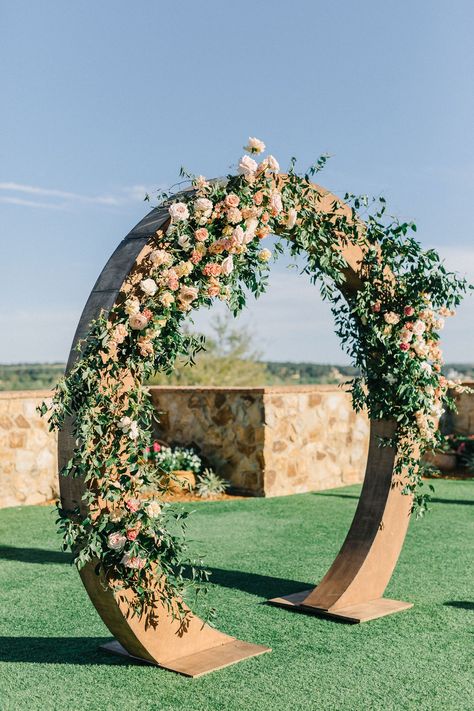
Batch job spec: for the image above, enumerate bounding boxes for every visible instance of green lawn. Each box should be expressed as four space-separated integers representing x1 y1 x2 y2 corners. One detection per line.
0 480 473 711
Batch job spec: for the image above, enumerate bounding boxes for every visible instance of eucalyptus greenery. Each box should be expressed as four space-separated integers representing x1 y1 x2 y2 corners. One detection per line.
41 138 470 623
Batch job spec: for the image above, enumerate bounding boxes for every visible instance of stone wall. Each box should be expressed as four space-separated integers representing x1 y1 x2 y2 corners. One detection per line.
1 383 474 507
150 385 370 497
0 390 57 508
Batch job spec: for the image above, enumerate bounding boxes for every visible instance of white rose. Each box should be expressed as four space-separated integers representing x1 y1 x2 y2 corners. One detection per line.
169 202 189 222
140 278 158 297
129 313 148 330
221 255 234 276
238 155 258 176
244 137 266 154
118 416 132 432
420 361 432 375
128 421 139 440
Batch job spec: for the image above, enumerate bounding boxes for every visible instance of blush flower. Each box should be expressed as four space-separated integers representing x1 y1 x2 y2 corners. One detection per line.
286 208 298 228
146 500 162 518
412 320 427 336
169 202 189 222
238 155 258 176
178 285 199 305
221 255 234 276
121 553 146 569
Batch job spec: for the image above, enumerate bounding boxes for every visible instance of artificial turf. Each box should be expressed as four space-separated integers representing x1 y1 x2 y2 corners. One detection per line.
0 479 473 711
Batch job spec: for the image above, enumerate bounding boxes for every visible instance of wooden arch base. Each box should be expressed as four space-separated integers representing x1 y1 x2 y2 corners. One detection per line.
58 205 270 676
269 419 413 622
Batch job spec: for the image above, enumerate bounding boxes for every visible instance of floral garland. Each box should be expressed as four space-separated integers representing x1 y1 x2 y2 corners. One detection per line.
42 136 470 623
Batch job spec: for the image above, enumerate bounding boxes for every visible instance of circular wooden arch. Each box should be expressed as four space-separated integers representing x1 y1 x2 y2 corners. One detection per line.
58 181 413 676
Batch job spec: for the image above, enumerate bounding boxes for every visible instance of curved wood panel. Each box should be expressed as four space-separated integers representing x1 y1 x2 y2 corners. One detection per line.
58 204 269 675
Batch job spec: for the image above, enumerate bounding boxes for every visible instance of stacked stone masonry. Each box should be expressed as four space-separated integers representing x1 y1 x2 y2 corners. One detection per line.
0 384 472 507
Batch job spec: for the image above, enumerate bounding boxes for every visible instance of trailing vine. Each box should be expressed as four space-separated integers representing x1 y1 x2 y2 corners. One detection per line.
41 137 470 624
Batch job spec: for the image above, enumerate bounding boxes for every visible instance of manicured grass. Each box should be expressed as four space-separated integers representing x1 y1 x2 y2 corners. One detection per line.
0 480 473 711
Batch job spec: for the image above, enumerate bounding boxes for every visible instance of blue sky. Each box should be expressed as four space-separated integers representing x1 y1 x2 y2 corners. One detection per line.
1 0 473 363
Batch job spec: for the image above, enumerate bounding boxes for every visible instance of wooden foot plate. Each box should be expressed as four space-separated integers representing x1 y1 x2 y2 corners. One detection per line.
268 590 413 623
100 639 271 677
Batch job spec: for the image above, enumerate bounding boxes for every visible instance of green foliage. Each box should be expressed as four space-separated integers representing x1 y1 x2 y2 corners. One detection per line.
196 468 229 498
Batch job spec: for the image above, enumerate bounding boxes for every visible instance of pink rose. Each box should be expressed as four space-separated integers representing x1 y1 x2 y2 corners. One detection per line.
404 305 415 317
207 279 221 297
400 342 410 351
153 441 161 453
126 527 140 541
129 313 148 330
125 498 141 513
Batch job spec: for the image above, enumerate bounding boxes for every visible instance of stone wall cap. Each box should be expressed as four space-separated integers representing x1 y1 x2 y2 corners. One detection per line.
0 389 53 400
148 384 348 394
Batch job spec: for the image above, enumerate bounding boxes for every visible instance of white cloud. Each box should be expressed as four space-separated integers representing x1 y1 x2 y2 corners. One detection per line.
0 181 159 210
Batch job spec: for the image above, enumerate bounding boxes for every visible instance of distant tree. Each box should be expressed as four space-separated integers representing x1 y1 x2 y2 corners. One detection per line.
147 316 269 386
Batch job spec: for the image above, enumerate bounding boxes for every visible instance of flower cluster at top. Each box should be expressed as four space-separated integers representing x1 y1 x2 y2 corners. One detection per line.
42 136 470 623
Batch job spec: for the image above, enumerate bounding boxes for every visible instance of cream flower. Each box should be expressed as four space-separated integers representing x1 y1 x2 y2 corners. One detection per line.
160 292 175 308
258 248 272 262
169 202 189 222
178 234 192 251
178 285 199 304
194 197 213 214
146 500 162 518
150 249 172 267
124 297 140 316
384 312 400 325
238 155 258 176
244 137 266 154
140 278 158 297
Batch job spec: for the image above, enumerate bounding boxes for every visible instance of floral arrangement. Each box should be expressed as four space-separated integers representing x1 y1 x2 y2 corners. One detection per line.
41 136 470 623
147 444 202 474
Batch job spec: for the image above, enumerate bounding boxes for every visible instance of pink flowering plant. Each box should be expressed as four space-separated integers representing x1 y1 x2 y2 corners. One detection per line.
41 137 471 623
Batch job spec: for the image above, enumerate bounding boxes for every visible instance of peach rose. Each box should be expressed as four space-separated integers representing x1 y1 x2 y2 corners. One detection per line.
112 323 128 344
194 227 209 242
160 292 174 308
138 336 154 357
129 312 148 330
178 285 199 304
225 193 240 208
203 263 222 277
